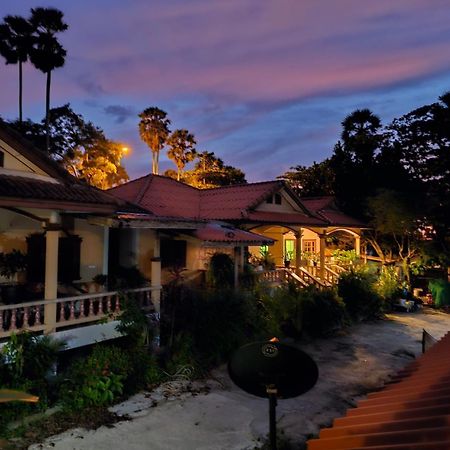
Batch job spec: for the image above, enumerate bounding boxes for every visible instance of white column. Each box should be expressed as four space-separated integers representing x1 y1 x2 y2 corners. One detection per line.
234 247 239 288
239 245 245 273
44 213 60 334
151 231 161 311
102 226 109 276
295 229 302 274
354 235 361 257
319 233 326 280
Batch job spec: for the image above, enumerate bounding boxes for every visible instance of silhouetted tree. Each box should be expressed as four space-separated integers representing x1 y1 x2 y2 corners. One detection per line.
29 7 68 151
167 129 197 181
138 107 171 174
0 15 34 122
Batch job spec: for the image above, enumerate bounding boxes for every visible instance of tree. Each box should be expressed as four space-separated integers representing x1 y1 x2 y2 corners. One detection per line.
67 138 129 189
389 92 450 263
8 105 129 189
330 109 383 218
138 107 171 174
166 129 197 181
278 159 335 197
186 151 246 188
366 189 424 284
29 7 68 152
0 15 34 122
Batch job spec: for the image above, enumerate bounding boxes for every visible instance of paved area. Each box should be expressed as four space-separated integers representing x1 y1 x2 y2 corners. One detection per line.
30 309 450 450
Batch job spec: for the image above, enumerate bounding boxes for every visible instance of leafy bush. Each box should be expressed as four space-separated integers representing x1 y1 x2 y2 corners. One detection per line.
206 253 234 288
108 265 147 289
375 266 402 303
260 284 347 338
338 269 382 320
60 345 130 410
429 279 450 307
162 284 265 368
259 284 303 339
302 288 347 337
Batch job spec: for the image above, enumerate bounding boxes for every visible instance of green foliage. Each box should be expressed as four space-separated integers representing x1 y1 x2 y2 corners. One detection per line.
429 279 450 308
302 288 347 337
115 293 151 346
331 249 358 267
166 129 197 180
61 346 129 410
0 332 65 388
0 249 27 279
162 285 265 368
375 266 402 302
206 253 234 288
108 265 147 289
338 269 383 320
260 284 346 338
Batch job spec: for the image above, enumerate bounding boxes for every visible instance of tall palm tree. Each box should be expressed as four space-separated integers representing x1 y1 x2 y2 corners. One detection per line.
29 7 68 152
0 15 34 122
138 107 171 174
167 129 197 181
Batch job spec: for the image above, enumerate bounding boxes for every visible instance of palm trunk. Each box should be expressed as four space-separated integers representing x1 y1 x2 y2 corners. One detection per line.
19 62 23 123
45 70 51 152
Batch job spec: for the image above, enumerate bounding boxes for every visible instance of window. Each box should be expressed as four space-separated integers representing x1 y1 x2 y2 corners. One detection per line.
266 193 282 205
0 150 4 167
284 239 295 260
161 239 187 269
303 239 316 253
274 193 282 205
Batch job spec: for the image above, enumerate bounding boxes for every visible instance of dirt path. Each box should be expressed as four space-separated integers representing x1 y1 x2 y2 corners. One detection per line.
29 309 450 450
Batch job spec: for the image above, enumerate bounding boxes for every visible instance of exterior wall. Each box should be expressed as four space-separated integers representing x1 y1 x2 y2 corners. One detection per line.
136 229 156 280
302 228 320 255
0 138 51 178
255 190 301 213
0 209 42 283
74 219 104 282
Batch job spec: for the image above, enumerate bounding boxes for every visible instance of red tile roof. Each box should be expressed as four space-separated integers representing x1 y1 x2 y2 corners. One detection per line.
192 223 274 245
0 174 135 213
302 197 367 228
307 332 450 450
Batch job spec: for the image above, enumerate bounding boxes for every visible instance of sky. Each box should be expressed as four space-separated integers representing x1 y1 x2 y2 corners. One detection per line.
1 0 450 182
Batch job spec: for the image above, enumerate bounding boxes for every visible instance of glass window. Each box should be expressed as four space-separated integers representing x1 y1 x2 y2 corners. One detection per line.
0 151 4 167
303 239 316 253
274 193 282 204
265 196 273 204
284 239 295 260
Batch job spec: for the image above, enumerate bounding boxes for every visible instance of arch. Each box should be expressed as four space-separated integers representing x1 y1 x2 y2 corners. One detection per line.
326 227 360 238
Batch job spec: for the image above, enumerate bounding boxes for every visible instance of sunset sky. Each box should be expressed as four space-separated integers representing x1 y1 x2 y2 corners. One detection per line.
1 0 450 182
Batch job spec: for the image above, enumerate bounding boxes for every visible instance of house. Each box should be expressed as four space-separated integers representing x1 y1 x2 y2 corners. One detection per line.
0 121 271 345
109 174 367 286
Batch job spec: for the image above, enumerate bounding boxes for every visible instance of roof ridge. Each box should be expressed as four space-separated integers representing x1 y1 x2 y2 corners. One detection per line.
202 180 281 192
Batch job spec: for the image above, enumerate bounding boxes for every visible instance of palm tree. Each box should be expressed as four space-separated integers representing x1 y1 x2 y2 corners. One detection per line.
29 7 68 152
0 15 34 122
167 129 197 181
138 107 171 174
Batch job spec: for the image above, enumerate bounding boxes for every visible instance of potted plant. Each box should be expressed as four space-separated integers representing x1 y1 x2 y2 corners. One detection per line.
0 249 28 304
284 250 294 268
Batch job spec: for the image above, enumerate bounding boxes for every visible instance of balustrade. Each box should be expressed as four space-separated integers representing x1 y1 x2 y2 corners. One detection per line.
0 286 158 339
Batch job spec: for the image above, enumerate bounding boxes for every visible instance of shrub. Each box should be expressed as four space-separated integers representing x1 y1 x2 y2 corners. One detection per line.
206 253 234 288
375 266 402 304
60 345 130 410
162 284 266 368
301 288 347 337
338 269 382 320
429 279 450 308
259 283 303 339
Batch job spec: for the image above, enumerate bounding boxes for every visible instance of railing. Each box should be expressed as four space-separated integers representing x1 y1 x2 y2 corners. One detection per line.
323 266 340 286
0 286 159 339
259 268 325 289
297 267 326 289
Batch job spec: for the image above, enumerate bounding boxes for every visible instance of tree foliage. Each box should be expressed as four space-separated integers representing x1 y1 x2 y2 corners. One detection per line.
8 104 129 189
138 107 171 175
166 129 197 181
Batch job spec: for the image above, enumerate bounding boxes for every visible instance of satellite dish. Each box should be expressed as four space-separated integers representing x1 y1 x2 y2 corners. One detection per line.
228 340 318 399
228 341 319 450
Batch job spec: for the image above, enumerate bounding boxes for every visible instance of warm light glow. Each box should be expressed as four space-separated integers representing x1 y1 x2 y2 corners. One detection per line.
269 337 279 343
122 146 129 155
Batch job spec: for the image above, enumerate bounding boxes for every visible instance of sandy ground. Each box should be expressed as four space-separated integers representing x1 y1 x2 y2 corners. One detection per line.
29 308 450 450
